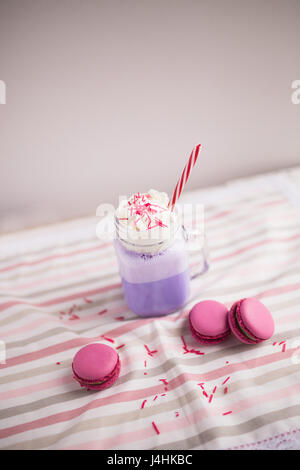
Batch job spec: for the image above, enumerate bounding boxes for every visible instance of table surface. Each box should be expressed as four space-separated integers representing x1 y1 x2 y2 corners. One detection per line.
1 167 300 450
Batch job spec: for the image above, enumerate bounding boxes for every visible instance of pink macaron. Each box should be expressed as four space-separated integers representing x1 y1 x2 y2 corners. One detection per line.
228 298 274 344
72 343 121 390
189 300 231 344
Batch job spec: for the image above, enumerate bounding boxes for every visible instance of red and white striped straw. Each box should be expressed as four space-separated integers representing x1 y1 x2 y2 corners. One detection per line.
168 143 202 211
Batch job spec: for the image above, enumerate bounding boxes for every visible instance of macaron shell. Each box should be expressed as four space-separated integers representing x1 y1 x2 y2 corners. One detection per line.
189 300 230 338
189 318 230 344
85 359 121 391
240 298 274 340
73 343 118 381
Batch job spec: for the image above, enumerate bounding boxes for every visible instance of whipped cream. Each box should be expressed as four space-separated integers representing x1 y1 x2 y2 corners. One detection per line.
115 189 179 253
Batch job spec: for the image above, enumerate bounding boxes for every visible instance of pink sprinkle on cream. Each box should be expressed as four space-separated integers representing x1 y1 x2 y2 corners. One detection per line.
152 421 160 435
116 344 125 350
209 394 213 403
282 344 286 352
223 411 232 416
224 387 228 394
279 341 286 346
153 395 158 401
83 297 93 304
141 400 147 409
222 376 230 385
213 386 217 394
203 391 208 398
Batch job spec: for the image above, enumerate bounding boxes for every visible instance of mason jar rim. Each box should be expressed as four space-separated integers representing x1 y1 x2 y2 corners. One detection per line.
114 214 181 252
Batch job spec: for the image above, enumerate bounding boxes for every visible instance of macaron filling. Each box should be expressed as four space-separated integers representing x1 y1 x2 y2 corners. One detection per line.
233 300 267 343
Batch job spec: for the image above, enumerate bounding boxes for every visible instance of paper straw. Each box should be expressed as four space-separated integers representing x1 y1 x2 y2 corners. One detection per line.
168 144 202 211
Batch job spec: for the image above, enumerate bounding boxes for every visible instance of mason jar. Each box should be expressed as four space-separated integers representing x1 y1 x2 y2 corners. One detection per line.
114 216 208 317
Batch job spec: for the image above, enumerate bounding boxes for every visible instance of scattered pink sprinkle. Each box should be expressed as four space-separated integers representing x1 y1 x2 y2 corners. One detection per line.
175 411 179 417
83 297 93 304
161 393 166 397
273 342 277 346
98 309 108 316
180 336 204 355
116 344 125 350
141 400 147 409
188 348 205 356
222 376 230 385
153 395 158 401
115 316 124 321
56 362 60 365
159 378 168 386
144 372 147 375
144 360 147 368
203 391 208 398
223 411 232 416
282 343 286 353
101 335 114 343
209 394 213 403
69 314 79 320
152 421 160 435
213 386 217 394
226 361 229 364
180 335 187 350
278 341 286 346
164 387 168 392
144 344 154 356
224 387 228 394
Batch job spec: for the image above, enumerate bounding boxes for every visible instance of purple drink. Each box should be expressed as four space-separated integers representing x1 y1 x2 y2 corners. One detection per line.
114 236 191 317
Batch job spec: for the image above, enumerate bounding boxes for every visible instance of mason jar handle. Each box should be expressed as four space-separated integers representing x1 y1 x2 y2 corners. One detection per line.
182 225 210 280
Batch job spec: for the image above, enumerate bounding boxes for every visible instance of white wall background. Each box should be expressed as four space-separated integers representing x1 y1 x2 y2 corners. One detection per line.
0 0 299 232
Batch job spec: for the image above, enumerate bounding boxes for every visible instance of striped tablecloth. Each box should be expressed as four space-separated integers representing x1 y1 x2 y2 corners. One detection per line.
1 167 300 450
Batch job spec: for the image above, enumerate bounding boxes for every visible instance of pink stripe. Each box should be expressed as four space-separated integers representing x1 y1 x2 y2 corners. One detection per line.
0 375 74 400
2 333 114 368
256 282 300 300
0 347 296 439
65 380 300 449
2 304 128 338
0 354 132 400
0 259 116 293
3 272 300 363
212 232 300 263
0 282 121 313
0 242 111 273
